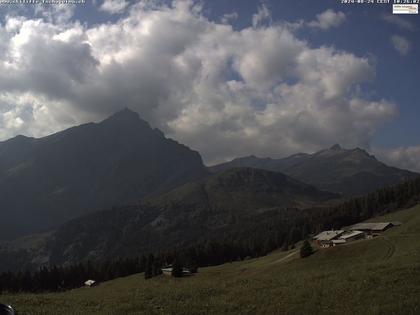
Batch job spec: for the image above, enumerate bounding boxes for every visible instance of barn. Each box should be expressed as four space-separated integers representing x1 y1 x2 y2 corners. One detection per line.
313 230 345 247
339 230 365 242
348 222 394 235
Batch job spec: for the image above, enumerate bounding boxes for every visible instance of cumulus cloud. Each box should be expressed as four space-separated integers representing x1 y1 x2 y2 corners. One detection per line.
0 0 398 164
308 9 346 30
99 0 129 14
374 146 420 173
390 35 411 55
382 14 416 31
252 4 271 28
0 93 77 141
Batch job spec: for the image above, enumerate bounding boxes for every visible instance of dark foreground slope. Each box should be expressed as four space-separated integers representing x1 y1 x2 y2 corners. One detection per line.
210 144 418 196
43 167 337 266
0 109 207 239
3 204 420 315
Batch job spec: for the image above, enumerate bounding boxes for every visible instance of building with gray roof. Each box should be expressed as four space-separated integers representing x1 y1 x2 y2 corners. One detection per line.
348 222 393 233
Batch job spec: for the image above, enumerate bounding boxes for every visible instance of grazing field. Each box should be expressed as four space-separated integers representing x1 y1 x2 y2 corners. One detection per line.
2 205 420 315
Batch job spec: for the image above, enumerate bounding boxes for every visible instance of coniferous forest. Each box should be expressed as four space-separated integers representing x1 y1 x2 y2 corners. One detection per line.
0 176 419 294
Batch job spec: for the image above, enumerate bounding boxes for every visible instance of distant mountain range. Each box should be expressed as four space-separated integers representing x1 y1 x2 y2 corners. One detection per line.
0 109 207 240
210 144 418 196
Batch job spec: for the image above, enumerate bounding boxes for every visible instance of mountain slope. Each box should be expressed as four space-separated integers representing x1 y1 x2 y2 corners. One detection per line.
210 144 418 196
155 167 337 212
44 167 337 266
0 109 207 240
3 204 420 315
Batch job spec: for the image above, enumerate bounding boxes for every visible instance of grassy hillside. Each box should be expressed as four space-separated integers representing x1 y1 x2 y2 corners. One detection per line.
2 204 420 315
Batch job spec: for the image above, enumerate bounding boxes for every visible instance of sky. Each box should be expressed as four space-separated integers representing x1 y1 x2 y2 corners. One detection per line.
0 0 419 171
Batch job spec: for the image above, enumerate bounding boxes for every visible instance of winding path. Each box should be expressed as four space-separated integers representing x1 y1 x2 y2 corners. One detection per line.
270 250 298 265
381 236 396 260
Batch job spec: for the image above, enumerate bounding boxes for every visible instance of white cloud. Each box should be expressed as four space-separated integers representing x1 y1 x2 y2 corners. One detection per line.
252 4 271 28
33 4 76 24
0 1 398 164
382 14 416 31
221 12 238 25
99 0 129 14
374 146 420 173
308 9 346 30
0 93 77 140
390 35 411 55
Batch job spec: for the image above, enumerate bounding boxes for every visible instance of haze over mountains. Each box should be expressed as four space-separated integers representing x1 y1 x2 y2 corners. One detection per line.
0 109 207 240
210 144 418 196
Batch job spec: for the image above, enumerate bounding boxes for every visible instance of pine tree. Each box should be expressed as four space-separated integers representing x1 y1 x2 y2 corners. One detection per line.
171 258 183 277
281 239 289 252
300 239 313 258
144 254 154 279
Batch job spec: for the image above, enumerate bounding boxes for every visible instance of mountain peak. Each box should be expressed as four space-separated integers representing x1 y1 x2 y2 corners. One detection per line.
107 108 140 121
0 107 208 239
330 144 343 151
101 108 153 130
351 147 376 159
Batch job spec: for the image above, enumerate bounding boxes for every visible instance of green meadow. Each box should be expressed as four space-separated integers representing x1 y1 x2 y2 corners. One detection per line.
2 205 420 315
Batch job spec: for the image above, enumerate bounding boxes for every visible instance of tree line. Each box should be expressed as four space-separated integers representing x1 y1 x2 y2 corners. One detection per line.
0 242 247 293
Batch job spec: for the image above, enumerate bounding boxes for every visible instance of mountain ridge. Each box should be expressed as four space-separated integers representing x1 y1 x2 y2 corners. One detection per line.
209 145 418 196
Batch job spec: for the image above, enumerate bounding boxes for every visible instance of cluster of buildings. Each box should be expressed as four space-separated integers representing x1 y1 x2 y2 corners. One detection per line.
313 221 401 248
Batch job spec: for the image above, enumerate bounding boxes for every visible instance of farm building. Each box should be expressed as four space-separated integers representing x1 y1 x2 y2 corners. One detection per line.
316 230 365 247
348 222 394 235
339 230 365 242
84 279 98 287
315 221 401 249
313 230 344 247
161 267 192 276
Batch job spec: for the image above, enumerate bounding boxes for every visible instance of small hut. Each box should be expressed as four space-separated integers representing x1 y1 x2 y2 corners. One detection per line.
161 267 193 276
84 279 98 287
